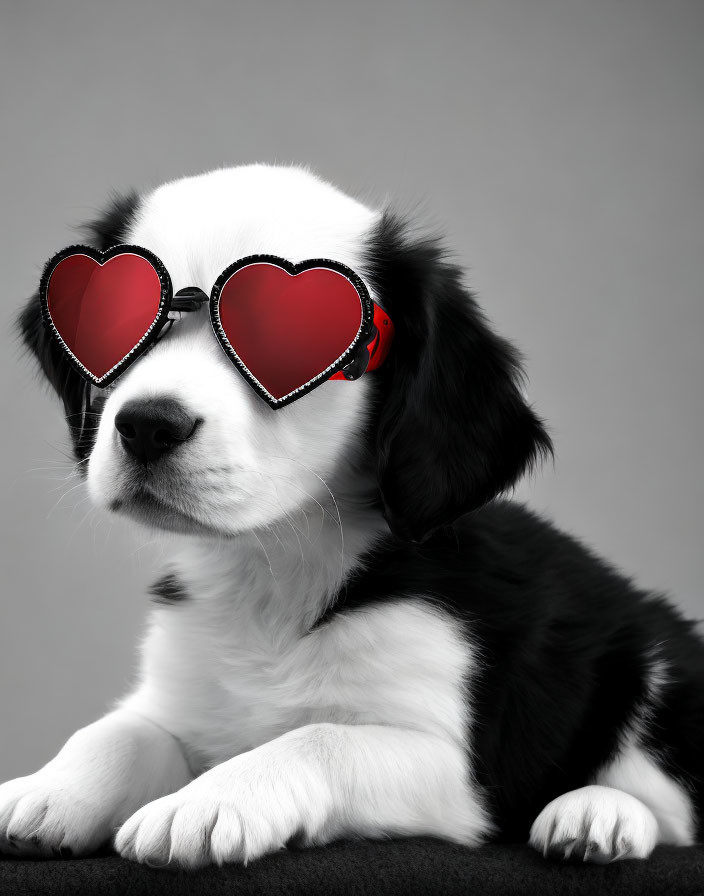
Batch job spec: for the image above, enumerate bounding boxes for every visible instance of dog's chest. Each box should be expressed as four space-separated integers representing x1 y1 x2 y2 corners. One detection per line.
208 624 331 751
134 584 475 772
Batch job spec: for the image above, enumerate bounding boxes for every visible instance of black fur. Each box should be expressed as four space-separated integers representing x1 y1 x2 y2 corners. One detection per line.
362 212 553 543
17 192 140 461
149 572 189 606
322 499 704 842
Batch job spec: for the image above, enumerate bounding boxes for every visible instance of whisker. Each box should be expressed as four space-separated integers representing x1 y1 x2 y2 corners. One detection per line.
266 454 346 585
67 502 99 548
45 479 87 519
232 468 337 531
251 530 285 603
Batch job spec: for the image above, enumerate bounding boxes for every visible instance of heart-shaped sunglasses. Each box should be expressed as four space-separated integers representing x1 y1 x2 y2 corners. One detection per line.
39 245 394 408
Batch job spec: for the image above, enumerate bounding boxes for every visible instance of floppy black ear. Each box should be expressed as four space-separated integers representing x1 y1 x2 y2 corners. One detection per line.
17 192 140 461
364 213 552 543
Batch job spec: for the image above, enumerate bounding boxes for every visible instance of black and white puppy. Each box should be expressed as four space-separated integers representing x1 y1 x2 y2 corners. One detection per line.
2 165 702 868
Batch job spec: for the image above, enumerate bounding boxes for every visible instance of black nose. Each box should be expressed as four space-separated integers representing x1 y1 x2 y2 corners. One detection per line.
115 398 198 462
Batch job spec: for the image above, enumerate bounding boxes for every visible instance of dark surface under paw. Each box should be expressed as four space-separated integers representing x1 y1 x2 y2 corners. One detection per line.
1 839 703 896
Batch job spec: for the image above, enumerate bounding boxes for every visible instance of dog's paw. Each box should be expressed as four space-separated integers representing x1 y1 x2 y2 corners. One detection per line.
529 785 659 863
115 754 331 869
0 772 117 857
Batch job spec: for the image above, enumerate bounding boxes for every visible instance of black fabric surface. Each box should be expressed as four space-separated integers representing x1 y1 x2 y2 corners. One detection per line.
1 840 703 896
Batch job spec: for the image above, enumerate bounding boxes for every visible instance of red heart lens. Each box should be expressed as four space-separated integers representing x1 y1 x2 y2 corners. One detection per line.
215 261 365 402
44 251 165 384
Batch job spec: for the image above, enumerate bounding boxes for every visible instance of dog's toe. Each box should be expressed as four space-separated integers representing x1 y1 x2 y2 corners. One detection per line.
529 785 658 863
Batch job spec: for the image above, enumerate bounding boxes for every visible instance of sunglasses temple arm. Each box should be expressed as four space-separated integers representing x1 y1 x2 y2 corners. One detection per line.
365 303 394 372
338 303 395 381
170 287 210 313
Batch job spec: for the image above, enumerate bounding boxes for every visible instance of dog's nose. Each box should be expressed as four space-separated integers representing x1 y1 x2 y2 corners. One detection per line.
114 398 198 462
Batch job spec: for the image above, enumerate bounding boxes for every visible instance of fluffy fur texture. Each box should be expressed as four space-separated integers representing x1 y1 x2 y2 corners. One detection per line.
3 165 703 870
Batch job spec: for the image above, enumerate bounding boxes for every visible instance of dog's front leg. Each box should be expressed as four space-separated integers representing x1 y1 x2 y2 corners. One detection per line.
116 722 489 869
0 710 192 857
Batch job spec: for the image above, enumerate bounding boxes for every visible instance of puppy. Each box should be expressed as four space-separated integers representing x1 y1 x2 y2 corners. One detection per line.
1 165 701 869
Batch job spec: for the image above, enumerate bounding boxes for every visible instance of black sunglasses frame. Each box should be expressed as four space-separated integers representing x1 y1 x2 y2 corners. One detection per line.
39 244 380 407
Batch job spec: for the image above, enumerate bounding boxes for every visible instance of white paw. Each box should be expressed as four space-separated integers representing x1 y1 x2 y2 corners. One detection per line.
0 772 118 857
529 785 659 863
115 753 332 869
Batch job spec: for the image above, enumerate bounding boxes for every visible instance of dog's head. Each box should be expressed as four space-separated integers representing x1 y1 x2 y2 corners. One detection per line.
20 165 551 543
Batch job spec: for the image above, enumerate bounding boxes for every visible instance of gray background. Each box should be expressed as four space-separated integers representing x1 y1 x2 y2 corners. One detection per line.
1 0 702 780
